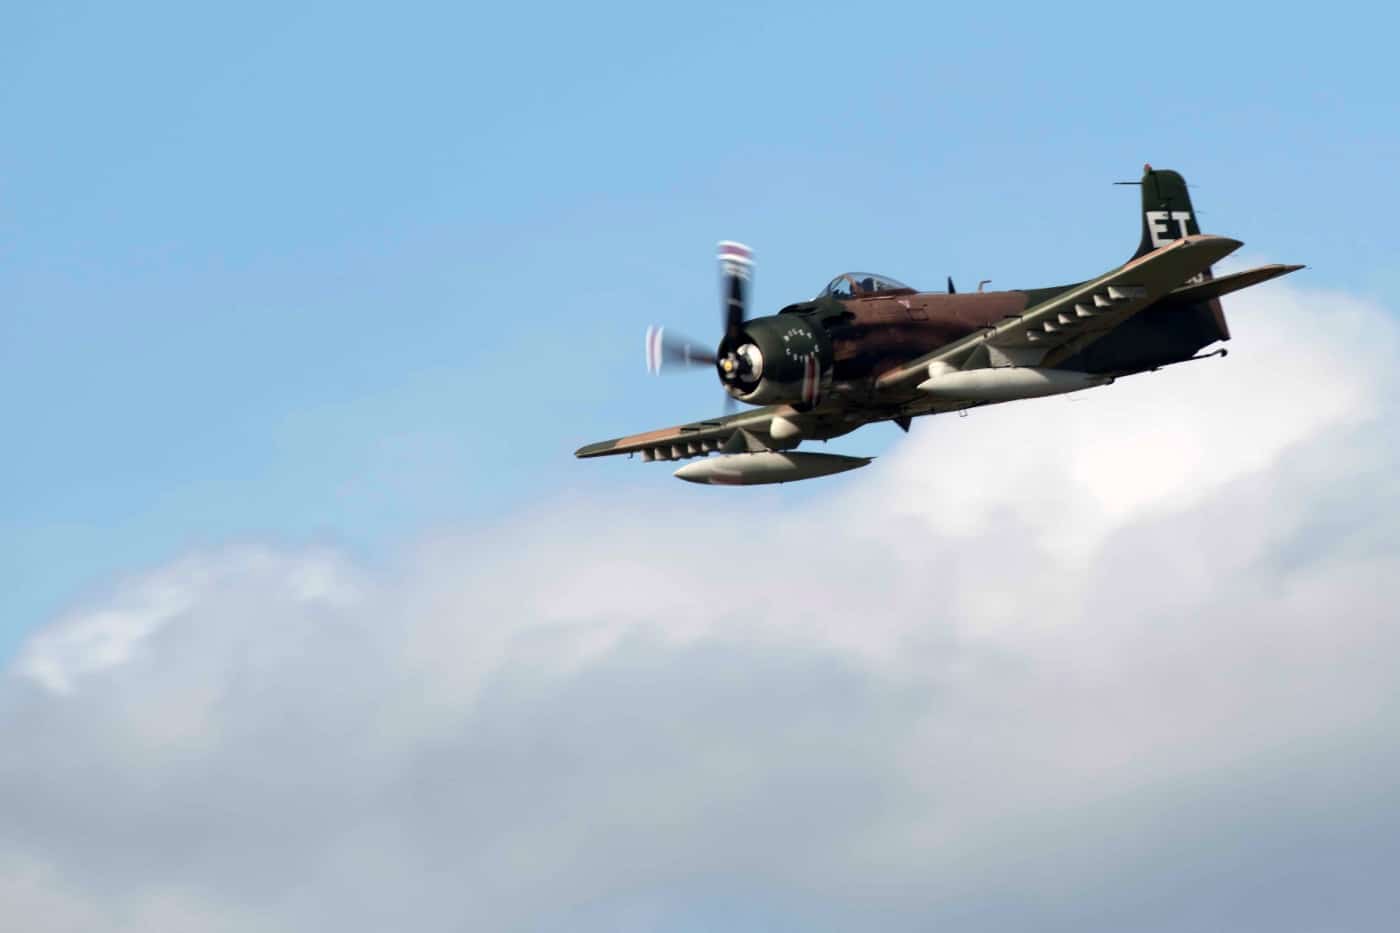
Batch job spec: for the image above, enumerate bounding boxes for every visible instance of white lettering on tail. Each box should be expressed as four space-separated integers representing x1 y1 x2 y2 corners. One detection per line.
1146 210 1192 247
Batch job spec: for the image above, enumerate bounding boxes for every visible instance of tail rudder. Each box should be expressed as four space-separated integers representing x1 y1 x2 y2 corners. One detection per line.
1133 164 1201 258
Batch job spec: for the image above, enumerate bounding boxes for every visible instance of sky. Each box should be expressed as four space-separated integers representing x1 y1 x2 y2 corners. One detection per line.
2 2 1399 930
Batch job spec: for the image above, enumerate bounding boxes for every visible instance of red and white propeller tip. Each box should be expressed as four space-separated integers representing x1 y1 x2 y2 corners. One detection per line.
716 240 753 275
645 325 717 374
645 325 664 374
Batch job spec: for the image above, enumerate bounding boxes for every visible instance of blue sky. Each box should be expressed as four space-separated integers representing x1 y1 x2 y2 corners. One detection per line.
4 2 1397 651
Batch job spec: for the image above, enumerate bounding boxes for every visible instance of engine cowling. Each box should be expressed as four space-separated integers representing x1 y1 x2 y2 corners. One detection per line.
717 314 832 406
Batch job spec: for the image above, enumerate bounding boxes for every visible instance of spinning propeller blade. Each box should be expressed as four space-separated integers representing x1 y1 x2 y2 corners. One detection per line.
645 326 719 374
643 241 755 413
717 240 753 338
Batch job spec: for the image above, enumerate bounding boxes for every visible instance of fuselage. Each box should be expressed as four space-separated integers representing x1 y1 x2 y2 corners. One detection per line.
721 281 1228 410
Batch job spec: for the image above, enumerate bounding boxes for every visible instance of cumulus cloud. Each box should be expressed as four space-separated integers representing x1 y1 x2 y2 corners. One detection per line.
16 550 358 695
3 278 1399 931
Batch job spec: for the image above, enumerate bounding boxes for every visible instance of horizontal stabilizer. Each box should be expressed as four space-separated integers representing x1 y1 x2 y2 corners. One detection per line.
1166 264 1304 305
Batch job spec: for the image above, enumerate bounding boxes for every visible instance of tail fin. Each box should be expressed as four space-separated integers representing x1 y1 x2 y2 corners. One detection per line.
1133 165 1201 258
1131 164 1231 344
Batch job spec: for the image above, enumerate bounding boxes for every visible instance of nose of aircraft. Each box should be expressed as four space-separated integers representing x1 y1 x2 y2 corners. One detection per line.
717 339 763 388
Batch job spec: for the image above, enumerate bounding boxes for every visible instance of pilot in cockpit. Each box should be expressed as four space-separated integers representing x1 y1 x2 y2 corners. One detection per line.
818 272 912 300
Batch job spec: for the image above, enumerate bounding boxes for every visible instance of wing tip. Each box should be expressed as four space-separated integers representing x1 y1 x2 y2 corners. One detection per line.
574 441 617 458
1180 233 1243 265
1187 232 1244 250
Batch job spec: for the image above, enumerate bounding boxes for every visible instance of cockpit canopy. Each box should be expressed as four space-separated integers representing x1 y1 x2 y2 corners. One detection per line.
817 272 914 299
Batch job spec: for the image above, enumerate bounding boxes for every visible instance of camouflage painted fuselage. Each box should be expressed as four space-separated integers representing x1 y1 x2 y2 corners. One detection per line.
745 280 1229 412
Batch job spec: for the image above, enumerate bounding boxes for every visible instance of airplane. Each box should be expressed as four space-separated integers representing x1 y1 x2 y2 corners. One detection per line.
575 165 1302 485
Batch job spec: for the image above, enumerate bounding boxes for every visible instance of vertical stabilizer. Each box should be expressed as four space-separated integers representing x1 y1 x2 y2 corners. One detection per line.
1126 164 1230 346
1134 165 1201 258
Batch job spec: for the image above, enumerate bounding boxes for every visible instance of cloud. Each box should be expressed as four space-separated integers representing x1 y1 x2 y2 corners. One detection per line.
16 550 358 695
3 278 1399 931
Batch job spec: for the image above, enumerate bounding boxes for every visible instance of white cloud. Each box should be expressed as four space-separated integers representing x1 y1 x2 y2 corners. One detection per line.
16 549 357 695
3 279 1398 931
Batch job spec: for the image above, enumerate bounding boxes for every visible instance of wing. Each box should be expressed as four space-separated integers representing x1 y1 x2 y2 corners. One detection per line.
875 234 1243 391
575 404 815 462
1162 263 1304 305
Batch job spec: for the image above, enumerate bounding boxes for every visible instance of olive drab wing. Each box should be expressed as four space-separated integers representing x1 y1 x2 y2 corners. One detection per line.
576 165 1304 486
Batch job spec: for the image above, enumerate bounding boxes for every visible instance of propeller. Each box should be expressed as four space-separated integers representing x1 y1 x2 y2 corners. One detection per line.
645 241 755 411
645 326 717 374
717 240 752 338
